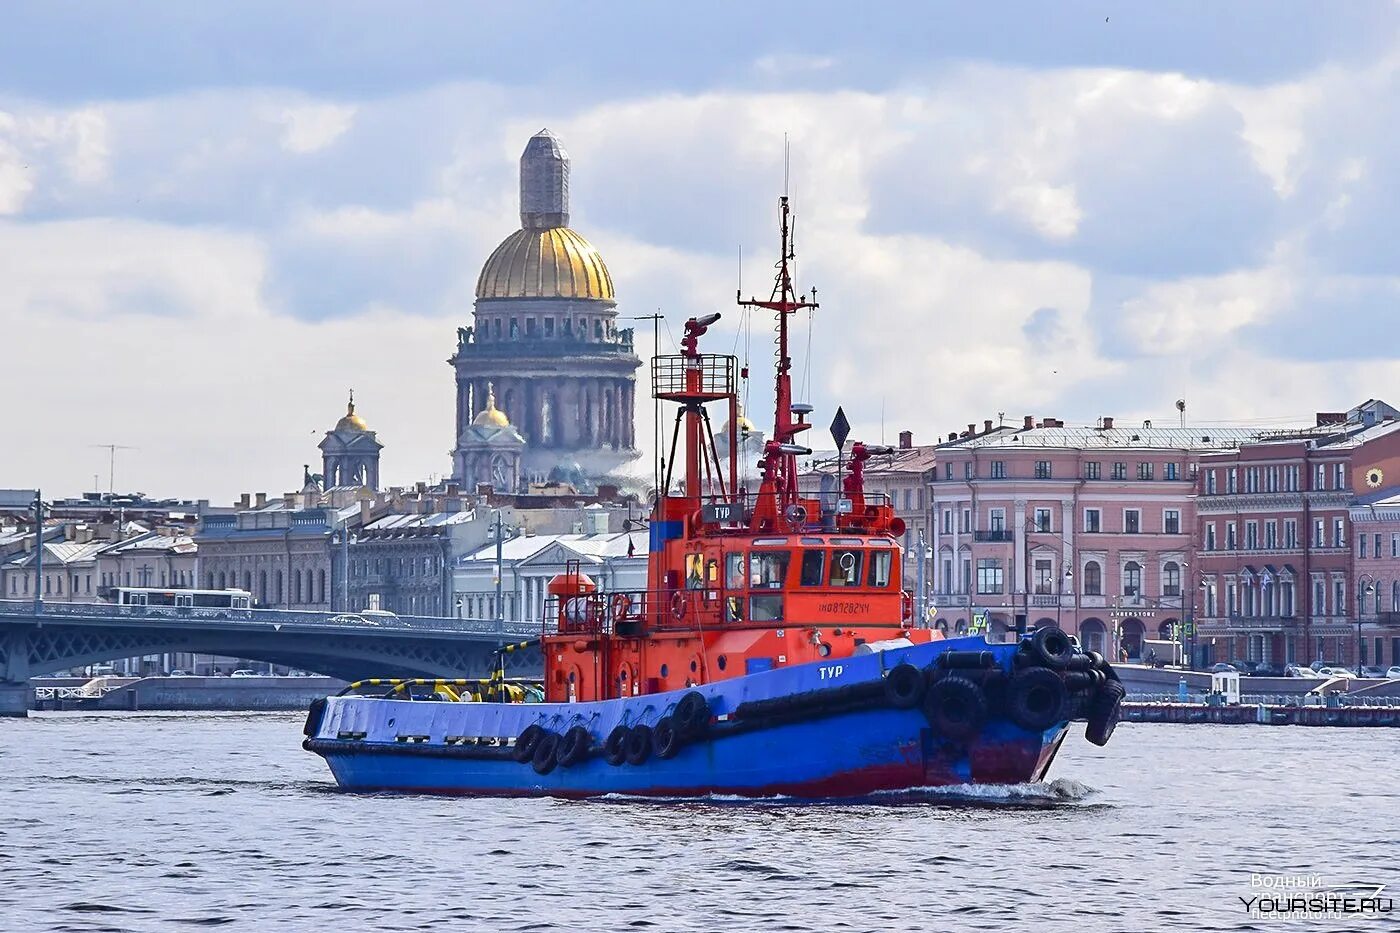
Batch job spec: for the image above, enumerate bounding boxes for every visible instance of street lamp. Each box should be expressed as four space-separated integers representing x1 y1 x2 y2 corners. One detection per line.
1358 575 1377 677
1058 567 1073 631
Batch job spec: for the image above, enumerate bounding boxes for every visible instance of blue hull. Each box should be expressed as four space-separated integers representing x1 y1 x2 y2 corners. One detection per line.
305 637 1082 799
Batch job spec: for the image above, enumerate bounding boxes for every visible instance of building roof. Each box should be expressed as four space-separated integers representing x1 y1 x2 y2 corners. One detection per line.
940 424 1265 452
365 511 477 532
458 530 646 566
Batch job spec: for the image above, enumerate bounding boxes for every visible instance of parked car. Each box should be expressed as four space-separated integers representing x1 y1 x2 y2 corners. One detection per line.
1286 664 1324 678
1231 660 1260 675
1210 662 1239 674
167 670 193 677
1361 666 1386 678
1250 663 1286 677
1386 666 1400 679
230 669 258 678
1316 666 1354 679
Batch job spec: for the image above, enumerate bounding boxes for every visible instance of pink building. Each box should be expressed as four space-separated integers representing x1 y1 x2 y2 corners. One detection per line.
929 415 1259 660
1195 400 1400 669
1350 490 1400 673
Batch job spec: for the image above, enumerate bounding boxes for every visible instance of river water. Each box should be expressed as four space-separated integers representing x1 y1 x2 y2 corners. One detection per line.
0 712 1394 932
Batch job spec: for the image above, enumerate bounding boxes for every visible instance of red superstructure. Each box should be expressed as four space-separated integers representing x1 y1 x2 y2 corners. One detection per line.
542 198 940 702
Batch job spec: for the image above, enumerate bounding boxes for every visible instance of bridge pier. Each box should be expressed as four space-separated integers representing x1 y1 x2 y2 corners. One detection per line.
0 682 28 718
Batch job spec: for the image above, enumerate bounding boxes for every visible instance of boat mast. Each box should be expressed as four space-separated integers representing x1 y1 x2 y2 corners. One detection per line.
738 196 817 517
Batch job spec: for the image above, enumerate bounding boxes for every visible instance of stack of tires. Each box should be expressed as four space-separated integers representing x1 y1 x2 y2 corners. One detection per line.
886 626 1124 746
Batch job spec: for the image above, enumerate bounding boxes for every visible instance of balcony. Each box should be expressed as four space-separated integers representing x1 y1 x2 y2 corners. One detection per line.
974 530 1013 542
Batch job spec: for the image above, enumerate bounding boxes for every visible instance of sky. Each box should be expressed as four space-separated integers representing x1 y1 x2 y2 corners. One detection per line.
2 1 1399 502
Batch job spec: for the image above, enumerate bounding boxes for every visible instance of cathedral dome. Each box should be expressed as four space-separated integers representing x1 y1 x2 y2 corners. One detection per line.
472 383 511 428
475 227 614 301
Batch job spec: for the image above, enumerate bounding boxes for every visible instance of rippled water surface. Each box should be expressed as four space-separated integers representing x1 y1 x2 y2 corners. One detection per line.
1 712 1395 932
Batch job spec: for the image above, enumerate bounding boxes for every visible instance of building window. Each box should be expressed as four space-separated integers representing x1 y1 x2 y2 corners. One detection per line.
1204 582 1218 617
1205 523 1217 550
1206 470 1218 494
1084 462 1101 480
1314 578 1326 615
1361 535 1369 559
1246 522 1258 550
1163 562 1181 597
961 509 972 533
1281 581 1294 616
964 461 974 479
1137 462 1154 480
1123 561 1142 596
990 460 1006 479
1112 462 1127 480
1082 561 1102 595
1375 533 1382 558
1332 517 1345 548
1334 463 1346 489
1035 460 1051 479
1285 520 1298 549
1124 509 1141 534
1034 508 1051 533
976 558 1004 595
1265 521 1277 549
1164 462 1179 480
1164 510 1181 535
1034 559 1053 595
1334 579 1346 617
989 508 1005 532
1314 463 1325 490
1393 534 1399 558
944 463 953 480
1227 468 1237 494
544 317 554 337
1227 522 1237 550
1084 509 1101 533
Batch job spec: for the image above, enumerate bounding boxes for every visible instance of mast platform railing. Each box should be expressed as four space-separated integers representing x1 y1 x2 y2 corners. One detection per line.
651 354 737 401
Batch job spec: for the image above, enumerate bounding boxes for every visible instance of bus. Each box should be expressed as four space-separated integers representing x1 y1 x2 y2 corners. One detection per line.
115 587 253 611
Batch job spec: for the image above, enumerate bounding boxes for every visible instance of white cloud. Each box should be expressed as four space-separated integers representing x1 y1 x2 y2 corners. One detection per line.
274 102 357 154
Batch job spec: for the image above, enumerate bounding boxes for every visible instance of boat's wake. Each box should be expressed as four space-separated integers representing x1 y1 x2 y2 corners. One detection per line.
588 777 1098 809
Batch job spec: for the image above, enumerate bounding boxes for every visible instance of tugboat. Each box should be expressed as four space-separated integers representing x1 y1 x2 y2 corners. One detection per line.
303 197 1125 798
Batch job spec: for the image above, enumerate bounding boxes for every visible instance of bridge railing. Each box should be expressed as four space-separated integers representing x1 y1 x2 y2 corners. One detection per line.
0 599 538 638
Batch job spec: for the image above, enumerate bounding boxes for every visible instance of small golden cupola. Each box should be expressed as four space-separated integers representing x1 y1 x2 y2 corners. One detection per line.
335 390 370 433
472 382 511 428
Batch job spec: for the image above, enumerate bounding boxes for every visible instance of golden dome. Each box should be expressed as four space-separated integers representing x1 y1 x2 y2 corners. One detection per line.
475 227 614 301
473 382 511 428
726 403 757 434
335 391 369 433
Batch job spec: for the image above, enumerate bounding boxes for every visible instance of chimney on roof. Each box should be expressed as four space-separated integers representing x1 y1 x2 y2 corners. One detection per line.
983 419 993 433
255 492 267 509
283 494 296 509
359 500 372 525
899 430 913 449
1102 416 1114 430
238 493 250 510
1023 415 1034 430
967 423 976 435
415 481 427 494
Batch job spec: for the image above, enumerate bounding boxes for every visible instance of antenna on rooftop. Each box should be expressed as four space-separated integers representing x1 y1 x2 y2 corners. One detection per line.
90 444 139 496
1176 399 1187 428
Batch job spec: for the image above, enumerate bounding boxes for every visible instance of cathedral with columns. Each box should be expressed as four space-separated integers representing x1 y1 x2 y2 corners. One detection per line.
449 129 641 492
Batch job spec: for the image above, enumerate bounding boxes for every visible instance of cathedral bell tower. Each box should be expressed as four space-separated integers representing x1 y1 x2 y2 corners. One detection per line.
320 390 382 490
449 129 641 485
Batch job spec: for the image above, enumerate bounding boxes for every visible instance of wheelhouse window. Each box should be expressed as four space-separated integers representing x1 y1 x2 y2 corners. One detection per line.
749 551 790 589
749 594 784 622
829 549 865 587
868 550 894 587
799 550 826 586
725 552 745 589
686 554 707 589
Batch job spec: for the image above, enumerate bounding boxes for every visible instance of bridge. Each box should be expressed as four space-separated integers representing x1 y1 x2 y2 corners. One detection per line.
0 599 543 716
